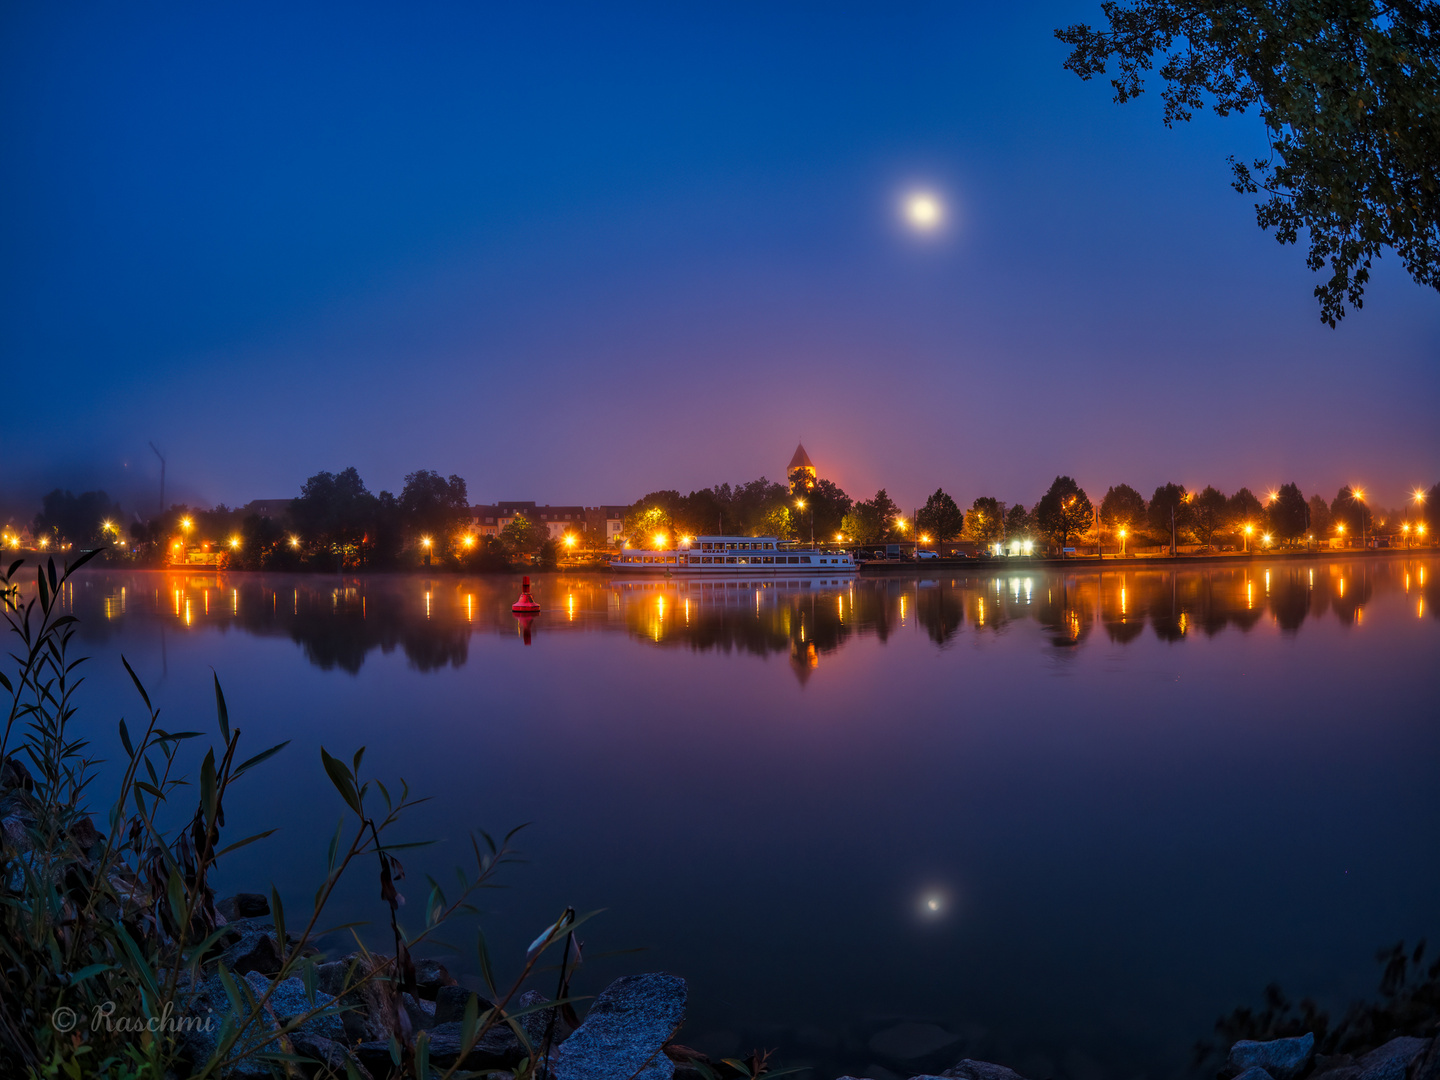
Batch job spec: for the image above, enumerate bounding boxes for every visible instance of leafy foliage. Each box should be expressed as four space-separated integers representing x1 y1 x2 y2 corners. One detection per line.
916 488 965 543
1057 0 1440 326
1099 484 1147 532
1035 477 1094 549
0 551 584 1079
1268 481 1311 541
965 497 1006 544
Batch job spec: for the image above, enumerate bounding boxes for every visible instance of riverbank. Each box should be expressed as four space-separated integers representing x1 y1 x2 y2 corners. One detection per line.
854 546 1432 574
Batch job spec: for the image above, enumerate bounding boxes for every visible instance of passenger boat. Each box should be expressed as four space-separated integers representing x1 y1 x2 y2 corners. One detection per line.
609 535 857 574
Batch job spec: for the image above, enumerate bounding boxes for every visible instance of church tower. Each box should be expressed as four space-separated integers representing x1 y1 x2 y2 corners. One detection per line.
787 443 816 495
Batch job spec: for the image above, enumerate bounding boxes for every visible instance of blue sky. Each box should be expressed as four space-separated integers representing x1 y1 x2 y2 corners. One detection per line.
3 1 1436 517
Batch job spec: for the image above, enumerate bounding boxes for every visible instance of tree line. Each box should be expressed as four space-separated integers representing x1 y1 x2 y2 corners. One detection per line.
9 470 1436 569
624 476 1437 552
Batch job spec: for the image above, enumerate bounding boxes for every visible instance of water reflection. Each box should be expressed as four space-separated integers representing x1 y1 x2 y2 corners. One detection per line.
51 558 1438 676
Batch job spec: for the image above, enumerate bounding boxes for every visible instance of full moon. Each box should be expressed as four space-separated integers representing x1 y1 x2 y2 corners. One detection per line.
903 190 944 231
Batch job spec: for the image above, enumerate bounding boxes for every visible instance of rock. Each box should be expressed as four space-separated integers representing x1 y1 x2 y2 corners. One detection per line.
423 1018 524 1070
1411 1040 1440 1080
316 955 391 1044
66 814 101 852
1230 1034 1316 1080
413 958 457 999
433 984 495 1026
1309 1054 1363 1080
942 1060 1031 1080
177 972 342 1075
216 918 284 976
402 991 435 1033
869 1022 963 1061
516 987 569 1050
0 757 33 791
1357 1038 1429 1080
242 972 345 1042
1 814 30 854
289 1030 371 1079
1232 1068 1276 1080
553 973 687 1080
216 892 272 921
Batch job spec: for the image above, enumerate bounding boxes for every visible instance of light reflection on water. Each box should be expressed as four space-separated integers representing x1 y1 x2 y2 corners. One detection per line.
58 558 1437 676
27 558 1440 1080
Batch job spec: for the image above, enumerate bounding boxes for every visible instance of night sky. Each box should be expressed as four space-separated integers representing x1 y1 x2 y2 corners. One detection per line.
3 2 1436 517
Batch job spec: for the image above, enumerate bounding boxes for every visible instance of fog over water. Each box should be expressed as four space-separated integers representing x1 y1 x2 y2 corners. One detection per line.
35 556 1440 1079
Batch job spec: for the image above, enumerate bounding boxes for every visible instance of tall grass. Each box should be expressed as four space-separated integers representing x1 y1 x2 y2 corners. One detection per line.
0 551 583 1079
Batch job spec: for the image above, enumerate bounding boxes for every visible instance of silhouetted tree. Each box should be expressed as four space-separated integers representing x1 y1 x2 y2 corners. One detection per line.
290 467 379 568
1192 485 1227 548
398 470 470 549
501 514 549 557
1308 494 1333 538
1056 1 1440 326
1004 502 1034 541
1036 476 1093 551
1148 483 1192 549
1100 484 1147 533
1226 487 1265 535
916 488 964 543
1330 486 1373 539
966 497 1005 544
1268 482 1310 542
33 489 124 547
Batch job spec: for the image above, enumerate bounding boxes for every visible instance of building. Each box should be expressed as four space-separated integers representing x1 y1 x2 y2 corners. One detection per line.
471 503 626 544
787 443 817 495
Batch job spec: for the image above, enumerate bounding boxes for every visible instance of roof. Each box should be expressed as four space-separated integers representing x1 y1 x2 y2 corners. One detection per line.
787 443 814 471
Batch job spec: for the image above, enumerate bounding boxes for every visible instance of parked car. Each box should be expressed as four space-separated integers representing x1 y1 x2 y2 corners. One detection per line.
917 550 938 560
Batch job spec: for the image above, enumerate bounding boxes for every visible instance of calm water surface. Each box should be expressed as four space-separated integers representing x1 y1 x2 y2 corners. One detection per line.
43 558 1440 1080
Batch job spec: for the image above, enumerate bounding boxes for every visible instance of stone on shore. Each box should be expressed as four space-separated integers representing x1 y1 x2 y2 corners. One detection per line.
1229 1033 1316 1080
215 917 284 976
433 984 495 1025
422 1018 524 1070
552 973 687 1080
1356 1037 1429 1080
942 1060 1032 1080
413 957 457 999
1232 1067 1276 1080
177 971 343 1075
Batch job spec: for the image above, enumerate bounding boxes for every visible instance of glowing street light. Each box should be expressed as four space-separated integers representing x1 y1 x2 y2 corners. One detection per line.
652 532 667 550
462 534 476 548
229 536 241 550
1118 527 1128 556
289 535 301 549
1351 487 1368 548
563 533 577 549
1262 533 1272 548
1243 523 1254 553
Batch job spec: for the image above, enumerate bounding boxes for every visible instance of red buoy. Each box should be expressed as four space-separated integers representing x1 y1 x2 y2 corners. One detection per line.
512 575 540 614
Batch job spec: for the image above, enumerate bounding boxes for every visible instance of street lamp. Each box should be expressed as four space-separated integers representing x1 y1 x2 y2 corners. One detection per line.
229 536 241 550
1118 527 1127 557
1401 523 1412 549
795 499 813 545
421 535 433 567
652 532 667 550
1352 487 1367 548
1243 523 1253 553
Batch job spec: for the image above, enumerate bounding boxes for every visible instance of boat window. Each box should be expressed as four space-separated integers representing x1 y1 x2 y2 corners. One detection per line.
666 557 676 563
788 556 799 564
801 556 811 564
726 557 738 564
764 556 774 564
765 543 774 550
701 556 712 564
